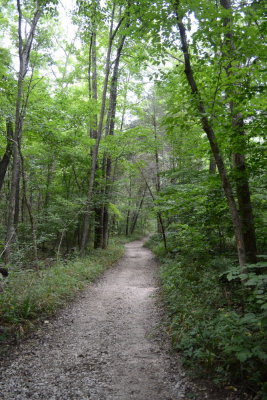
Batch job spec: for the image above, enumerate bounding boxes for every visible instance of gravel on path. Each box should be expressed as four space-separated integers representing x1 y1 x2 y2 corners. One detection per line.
0 240 235 400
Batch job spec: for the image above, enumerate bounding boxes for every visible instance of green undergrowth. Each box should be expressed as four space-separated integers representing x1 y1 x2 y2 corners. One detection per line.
0 239 124 345
146 234 267 399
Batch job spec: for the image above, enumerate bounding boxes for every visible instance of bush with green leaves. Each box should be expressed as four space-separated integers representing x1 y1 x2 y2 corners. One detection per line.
148 234 267 397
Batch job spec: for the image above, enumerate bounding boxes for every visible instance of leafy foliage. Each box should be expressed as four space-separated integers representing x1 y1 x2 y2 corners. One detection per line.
147 235 267 397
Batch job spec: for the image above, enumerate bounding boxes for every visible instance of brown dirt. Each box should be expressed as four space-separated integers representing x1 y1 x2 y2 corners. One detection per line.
0 240 240 399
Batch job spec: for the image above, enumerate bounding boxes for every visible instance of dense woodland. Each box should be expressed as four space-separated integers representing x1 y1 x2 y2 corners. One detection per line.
0 0 266 397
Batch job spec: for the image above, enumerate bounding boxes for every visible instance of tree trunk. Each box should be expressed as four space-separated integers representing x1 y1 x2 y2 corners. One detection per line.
151 100 162 234
140 169 167 249
89 28 98 140
4 0 41 263
209 155 216 174
14 176 20 228
220 0 257 264
120 73 130 131
81 2 123 253
93 163 104 250
172 0 246 266
20 149 38 262
0 120 13 192
4 143 20 262
88 25 102 249
44 160 55 209
94 205 103 248
125 210 130 236
130 187 147 235
125 175 132 236
101 32 128 249
232 116 257 263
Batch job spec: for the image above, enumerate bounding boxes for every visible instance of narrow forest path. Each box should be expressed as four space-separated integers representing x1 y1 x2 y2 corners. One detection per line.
0 240 224 400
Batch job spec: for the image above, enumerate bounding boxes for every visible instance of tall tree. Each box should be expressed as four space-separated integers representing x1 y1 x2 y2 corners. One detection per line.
170 0 248 266
4 0 42 262
101 27 129 249
220 0 257 263
80 0 129 253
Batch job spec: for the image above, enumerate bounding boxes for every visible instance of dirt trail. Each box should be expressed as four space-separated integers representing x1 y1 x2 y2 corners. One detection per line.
0 240 220 400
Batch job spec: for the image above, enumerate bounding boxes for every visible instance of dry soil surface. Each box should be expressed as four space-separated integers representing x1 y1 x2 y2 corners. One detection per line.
0 240 236 400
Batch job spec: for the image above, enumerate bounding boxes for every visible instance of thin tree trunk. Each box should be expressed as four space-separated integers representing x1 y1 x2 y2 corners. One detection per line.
120 73 130 131
56 229 66 261
125 175 132 236
90 29 98 140
89 24 102 249
220 0 257 263
140 169 167 249
93 159 104 249
232 115 257 263
209 155 217 174
14 178 20 228
130 187 147 235
102 68 130 246
151 101 162 234
102 33 128 249
20 149 38 262
5 79 22 262
172 0 246 266
81 2 124 253
44 160 54 209
94 205 103 248
125 210 131 236
0 120 13 192
4 0 41 263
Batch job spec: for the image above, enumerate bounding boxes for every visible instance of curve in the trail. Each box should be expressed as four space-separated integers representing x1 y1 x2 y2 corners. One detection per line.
0 240 220 400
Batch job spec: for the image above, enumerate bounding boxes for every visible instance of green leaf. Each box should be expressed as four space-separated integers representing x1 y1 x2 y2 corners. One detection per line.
236 350 252 362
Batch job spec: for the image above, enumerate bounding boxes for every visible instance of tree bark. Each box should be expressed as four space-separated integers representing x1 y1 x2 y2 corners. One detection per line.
172 0 246 266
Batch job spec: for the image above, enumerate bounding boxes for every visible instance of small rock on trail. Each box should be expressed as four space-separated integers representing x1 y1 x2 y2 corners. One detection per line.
0 240 233 400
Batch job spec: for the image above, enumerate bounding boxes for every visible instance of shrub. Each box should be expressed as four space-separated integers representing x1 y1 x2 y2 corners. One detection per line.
149 233 267 398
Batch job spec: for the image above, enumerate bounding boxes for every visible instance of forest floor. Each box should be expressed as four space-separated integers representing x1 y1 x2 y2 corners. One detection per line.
0 239 239 400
